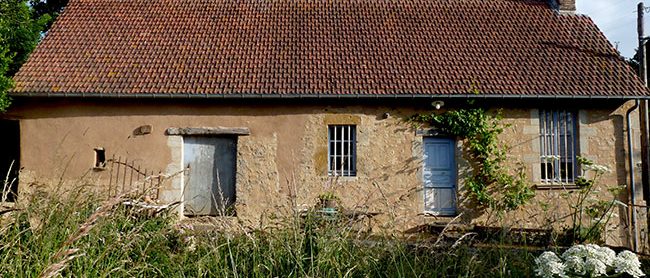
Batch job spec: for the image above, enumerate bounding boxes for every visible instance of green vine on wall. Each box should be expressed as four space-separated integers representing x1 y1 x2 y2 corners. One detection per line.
410 108 535 212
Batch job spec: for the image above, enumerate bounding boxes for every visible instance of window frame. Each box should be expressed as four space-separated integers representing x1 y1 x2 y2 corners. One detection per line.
327 125 357 177
538 109 578 185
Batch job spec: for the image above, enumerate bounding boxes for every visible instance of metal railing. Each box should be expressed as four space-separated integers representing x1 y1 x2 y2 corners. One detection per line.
106 155 161 200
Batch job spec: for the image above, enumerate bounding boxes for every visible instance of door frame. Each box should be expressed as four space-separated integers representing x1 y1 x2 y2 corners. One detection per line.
164 126 250 218
422 136 458 216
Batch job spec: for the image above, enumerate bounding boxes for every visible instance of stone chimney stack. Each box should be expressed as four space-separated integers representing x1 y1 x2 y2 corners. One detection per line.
557 0 575 13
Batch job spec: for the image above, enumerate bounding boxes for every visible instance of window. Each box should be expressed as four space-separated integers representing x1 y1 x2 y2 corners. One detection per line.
539 110 577 184
328 125 356 176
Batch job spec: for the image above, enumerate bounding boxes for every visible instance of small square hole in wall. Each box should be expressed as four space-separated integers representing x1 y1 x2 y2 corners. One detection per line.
94 148 106 169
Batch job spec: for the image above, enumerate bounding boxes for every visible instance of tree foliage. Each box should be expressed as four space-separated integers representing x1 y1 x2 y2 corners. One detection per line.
0 0 50 75
627 48 640 74
30 0 69 30
0 0 66 112
0 43 12 111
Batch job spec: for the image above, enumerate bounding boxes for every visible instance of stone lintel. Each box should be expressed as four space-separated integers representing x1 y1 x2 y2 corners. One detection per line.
415 128 449 137
165 127 250 136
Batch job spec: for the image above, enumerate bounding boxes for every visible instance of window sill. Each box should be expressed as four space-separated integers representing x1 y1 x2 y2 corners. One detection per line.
326 175 358 181
534 184 581 190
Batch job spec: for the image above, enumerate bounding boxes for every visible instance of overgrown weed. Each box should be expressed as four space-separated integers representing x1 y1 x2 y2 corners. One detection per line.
0 184 544 277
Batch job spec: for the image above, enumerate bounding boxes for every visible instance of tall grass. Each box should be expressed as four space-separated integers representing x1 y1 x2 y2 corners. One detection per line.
0 185 543 277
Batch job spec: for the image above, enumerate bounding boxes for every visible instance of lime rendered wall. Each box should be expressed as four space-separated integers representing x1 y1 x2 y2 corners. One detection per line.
8 100 641 247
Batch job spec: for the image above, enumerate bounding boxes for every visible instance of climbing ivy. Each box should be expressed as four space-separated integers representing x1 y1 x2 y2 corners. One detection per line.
411 108 535 212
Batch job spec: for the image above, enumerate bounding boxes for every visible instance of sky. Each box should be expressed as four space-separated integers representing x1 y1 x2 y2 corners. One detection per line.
576 0 645 58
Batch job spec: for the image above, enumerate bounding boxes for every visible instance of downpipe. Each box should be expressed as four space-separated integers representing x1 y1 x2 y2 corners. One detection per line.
627 99 640 252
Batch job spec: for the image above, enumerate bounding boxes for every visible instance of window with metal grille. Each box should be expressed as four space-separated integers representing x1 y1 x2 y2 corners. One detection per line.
539 110 577 184
328 125 356 176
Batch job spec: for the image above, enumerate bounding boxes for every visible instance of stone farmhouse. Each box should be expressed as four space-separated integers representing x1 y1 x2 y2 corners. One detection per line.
3 0 650 248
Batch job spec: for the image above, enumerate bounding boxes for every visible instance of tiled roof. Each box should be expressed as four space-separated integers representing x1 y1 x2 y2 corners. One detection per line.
11 0 648 98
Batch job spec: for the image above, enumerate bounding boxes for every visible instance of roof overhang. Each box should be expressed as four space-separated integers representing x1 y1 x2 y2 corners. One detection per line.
9 92 650 100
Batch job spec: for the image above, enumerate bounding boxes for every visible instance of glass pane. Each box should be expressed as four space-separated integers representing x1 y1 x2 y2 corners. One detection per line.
541 162 554 181
425 188 455 213
560 162 574 181
424 189 435 211
329 142 339 156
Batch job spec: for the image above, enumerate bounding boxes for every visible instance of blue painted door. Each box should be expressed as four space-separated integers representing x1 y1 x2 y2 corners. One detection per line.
183 136 237 216
423 137 456 215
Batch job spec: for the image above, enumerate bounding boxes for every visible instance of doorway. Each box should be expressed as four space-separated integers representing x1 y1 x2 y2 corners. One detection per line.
182 136 237 216
0 120 19 202
422 137 457 215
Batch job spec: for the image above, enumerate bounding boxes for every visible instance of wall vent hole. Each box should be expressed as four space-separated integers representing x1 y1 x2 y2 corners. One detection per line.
94 148 106 168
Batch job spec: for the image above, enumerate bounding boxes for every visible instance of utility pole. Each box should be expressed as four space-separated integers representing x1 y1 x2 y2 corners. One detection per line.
636 1 646 253
639 3 646 83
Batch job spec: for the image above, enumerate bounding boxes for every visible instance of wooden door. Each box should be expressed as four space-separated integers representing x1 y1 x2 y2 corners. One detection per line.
183 136 237 216
423 137 457 215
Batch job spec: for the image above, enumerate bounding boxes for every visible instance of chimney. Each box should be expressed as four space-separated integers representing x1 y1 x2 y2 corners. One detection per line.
556 0 575 13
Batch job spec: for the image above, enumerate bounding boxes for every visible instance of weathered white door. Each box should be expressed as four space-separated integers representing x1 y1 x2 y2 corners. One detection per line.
423 137 457 215
183 136 237 216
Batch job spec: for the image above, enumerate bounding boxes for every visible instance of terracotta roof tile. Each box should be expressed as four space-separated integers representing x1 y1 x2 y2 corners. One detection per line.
10 0 648 98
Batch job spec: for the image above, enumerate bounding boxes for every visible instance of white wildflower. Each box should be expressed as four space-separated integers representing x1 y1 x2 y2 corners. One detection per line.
185 235 197 252
583 164 611 173
561 244 616 277
562 245 586 261
539 245 644 278
563 255 585 275
613 250 645 278
535 251 567 278
584 257 608 276
588 244 615 266
582 244 614 276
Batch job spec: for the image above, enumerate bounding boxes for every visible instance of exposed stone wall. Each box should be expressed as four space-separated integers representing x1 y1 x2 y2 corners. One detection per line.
8 100 641 247
489 103 642 248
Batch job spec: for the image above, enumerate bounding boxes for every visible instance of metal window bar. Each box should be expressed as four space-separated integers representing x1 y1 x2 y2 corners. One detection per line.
328 125 356 176
334 126 337 176
347 127 352 176
569 115 578 181
541 111 545 182
539 110 576 184
560 111 569 183
556 111 561 183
